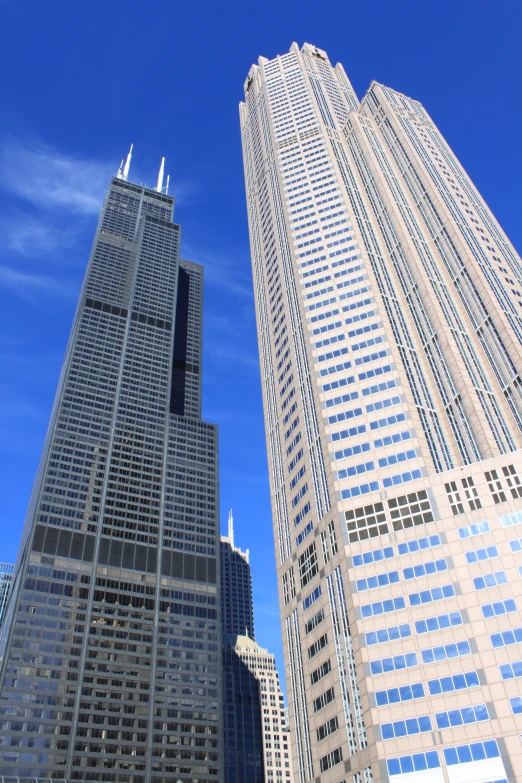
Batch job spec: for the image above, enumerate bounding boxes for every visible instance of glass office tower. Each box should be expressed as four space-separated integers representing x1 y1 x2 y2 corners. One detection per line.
0 163 221 782
0 564 14 630
220 510 255 638
240 42 522 783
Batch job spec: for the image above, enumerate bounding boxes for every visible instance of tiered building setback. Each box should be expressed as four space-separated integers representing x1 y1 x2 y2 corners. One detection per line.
240 42 522 783
0 158 221 782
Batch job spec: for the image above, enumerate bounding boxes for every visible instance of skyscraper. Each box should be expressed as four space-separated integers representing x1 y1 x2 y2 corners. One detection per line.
220 516 293 783
223 634 293 783
0 153 221 783
240 42 522 783
0 563 14 630
221 510 255 638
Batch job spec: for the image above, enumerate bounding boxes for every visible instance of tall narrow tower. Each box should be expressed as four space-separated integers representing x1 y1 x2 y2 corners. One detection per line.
240 43 522 783
0 158 221 782
220 510 255 638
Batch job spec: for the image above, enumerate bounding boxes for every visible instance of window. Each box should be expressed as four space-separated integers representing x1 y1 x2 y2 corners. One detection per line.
319 746 342 773
304 608 324 635
509 537 522 552
361 596 405 618
415 611 462 635
428 670 479 695
461 476 482 510
409 583 455 606
387 490 433 531
311 659 331 685
485 470 507 503
356 570 400 592
302 585 321 611
375 682 424 706
345 501 388 543
445 480 464 515
316 715 338 742
499 660 522 680
353 545 394 567
490 625 522 648
387 752 440 777
466 545 498 563
502 464 522 499
365 623 411 646
509 697 522 714
435 703 489 729
501 510 522 528
482 598 517 618
370 652 418 675
473 570 507 590
458 520 490 539
403 558 448 580
443 740 500 766
397 534 440 555
381 715 431 740
313 686 334 713
308 633 328 659
299 543 318 588
421 640 471 663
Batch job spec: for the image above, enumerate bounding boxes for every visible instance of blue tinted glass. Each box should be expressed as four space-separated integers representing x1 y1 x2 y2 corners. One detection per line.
382 600 393 612
382 723 394 740
361 605 372 618
449 611 462 625
396 597 406 609
426 751 440 769
376 691 388 706
412 753 427 771
397 543 407 554
438 614 450 629
482 604 494 618
483 740 499 758
434 646 446 661
404 568 414 579
466 671 479 686
441 677 453 692
457 745 473 763
388 688 400 704
436 713 449 729
418 716 431 731
382 658 394 672
422 650 434 663
444 748 458 765
512 660 522 677
366 632 377 645
426 617 439 631
515 628 522 641
353 555 363 566
452 674 465 690
466 552 477 563
460 707 474 724
410 593 421 606
442 585 454 597
428 679 441 695
510 697 522 714
415 620 427 633
395 720 408 737
491 633 503 647
400 756 414 774
506 599 517 612
387 759 401 776
474 704 488 721
405 653 417 666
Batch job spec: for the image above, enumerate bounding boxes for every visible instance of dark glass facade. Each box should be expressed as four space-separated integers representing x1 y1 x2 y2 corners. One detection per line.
0 176 221 782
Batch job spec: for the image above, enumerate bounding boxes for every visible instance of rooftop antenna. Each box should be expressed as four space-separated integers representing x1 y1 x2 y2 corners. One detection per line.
228 509 234 546
156 157 165 192
165 174 170 195
117 158 124 178
122 143 133 180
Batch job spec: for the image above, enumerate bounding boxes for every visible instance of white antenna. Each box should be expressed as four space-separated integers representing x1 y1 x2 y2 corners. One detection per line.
228 509 234 546
156 157 165 192
122 143 133 180
165 174 170 195
117 158 124 178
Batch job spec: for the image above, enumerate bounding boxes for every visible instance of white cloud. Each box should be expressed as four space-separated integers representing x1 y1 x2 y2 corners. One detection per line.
0 137 112 214
0 264 77 299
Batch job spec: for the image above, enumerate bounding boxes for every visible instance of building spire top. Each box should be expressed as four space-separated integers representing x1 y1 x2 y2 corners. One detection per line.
228 508 234 545
121 143 133 180
156 157 165 192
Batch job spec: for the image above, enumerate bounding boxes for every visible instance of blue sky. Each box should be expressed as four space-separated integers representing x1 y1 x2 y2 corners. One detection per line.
0 0 521 681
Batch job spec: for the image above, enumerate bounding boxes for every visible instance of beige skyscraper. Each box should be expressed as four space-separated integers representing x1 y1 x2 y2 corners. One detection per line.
240 42 522 783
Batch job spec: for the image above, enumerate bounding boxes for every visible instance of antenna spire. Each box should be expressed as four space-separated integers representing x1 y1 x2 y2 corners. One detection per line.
117 158 124 178
156 157 165 192
228 509 234 546
122 143 133 180
165 174 170 195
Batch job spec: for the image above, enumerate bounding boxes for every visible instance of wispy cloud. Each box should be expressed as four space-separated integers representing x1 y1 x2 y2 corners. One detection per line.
0 137 112 214
183 242 253 299
0 264 78 299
